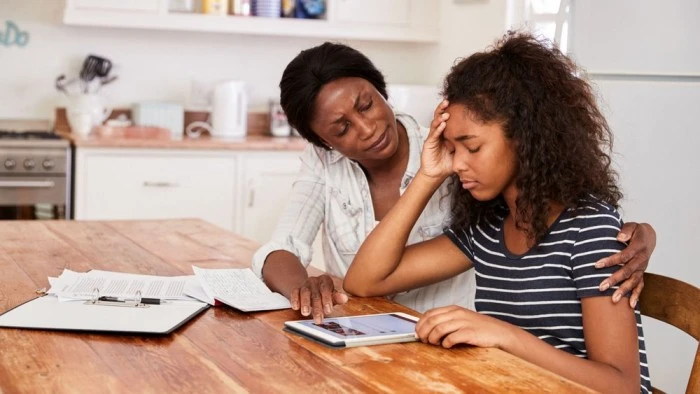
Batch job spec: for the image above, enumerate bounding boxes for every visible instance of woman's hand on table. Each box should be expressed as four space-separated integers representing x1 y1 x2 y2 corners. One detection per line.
290 274 348 323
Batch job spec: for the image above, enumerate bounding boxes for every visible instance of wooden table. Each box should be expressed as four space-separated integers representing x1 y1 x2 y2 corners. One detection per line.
0 219 592 393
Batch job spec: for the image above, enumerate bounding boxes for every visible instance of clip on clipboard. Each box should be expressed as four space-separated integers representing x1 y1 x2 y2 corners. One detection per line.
85 288 150 308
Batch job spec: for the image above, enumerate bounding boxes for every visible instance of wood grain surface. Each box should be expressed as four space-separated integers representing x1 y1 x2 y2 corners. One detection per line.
0 219 594 393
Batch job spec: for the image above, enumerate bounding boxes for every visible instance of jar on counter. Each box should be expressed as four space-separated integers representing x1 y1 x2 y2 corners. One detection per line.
230 0 251 16
169 0 196 13
202 0 228 15
269 100 291 137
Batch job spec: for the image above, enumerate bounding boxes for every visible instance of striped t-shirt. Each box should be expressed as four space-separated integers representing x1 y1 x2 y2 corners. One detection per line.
445 199 651 393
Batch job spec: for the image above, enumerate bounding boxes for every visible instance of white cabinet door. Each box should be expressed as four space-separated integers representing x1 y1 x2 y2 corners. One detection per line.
571 0 700 75
75 149 236 231
327 0 437 41
237 152 325 271
237 152 300 243
331 0 411 26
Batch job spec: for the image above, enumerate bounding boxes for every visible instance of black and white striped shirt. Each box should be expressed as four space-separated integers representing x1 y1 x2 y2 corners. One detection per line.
445 198 651 393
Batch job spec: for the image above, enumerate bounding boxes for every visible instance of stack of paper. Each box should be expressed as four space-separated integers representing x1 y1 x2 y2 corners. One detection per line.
47 269 196 302
45 268 292 312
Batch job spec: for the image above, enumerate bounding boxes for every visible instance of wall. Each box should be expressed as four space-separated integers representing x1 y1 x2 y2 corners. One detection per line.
0 0 508 121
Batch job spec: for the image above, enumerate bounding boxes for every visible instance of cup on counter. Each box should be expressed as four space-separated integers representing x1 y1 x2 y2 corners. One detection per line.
269 100 291 137
68 113 93 137
66 93 112 137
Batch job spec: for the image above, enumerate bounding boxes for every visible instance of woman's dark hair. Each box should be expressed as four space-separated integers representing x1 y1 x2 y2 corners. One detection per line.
279 42 388 149
445 31 622 242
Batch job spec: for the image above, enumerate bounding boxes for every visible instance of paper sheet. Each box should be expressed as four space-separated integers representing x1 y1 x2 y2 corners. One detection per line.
189 266 291 312
48 269 197 301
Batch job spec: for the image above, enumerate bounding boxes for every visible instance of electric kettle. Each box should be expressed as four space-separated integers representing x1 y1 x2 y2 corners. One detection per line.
186 80 248 138
211 80 247 138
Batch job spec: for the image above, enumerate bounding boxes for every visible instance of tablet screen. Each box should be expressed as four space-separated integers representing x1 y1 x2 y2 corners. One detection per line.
294 313 416 339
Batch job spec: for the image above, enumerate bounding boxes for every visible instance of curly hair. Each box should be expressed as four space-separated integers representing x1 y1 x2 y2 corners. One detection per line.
444 31 622 242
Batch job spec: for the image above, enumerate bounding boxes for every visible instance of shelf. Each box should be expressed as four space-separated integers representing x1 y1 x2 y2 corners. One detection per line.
63 8 439 43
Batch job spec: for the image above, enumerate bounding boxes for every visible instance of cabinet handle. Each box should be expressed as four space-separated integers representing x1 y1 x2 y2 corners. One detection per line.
0 180 55 188
248 187 255 207
143 181 179 188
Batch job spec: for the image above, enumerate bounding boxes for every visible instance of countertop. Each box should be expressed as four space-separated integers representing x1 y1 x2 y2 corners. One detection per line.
62 132 308 151
0 219 591 393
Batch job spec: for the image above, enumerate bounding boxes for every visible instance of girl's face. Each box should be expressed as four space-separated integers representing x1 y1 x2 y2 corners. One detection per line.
443 104 518 201
309 77 400 164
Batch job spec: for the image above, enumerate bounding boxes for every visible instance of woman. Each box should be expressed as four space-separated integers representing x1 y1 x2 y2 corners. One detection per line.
251 42 655 323
344 32 650 392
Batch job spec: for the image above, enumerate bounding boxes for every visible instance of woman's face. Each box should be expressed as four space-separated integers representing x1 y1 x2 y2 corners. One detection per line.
309 77 400 164
443 104 518 201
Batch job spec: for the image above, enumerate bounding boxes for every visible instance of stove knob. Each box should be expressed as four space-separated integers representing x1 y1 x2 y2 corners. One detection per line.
42 159 55 170
23 159 36 170
4 159 16 170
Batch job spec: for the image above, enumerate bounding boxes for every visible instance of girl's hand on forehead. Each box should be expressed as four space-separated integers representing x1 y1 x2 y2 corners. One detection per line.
420 100 454 181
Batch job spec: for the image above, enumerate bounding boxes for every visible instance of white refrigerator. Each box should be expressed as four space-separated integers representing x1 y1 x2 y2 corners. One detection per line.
570 1 700 392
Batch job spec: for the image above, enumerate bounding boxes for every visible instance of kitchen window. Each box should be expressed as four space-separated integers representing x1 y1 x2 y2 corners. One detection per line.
507 0 571 53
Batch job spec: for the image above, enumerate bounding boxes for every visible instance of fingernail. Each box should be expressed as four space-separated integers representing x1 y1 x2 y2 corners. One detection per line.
612 292 621 303
630 297 637 308
617 233 630 241
302 306 309 315
599 282 610 291
594 260 604 268
441 113 449 119
324 304 332 314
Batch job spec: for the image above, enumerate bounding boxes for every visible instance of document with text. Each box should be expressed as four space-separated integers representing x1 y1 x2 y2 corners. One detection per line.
48 269 196 301
186 266 291 312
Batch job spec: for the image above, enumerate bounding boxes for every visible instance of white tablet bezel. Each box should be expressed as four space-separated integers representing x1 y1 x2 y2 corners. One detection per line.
284 312 419 348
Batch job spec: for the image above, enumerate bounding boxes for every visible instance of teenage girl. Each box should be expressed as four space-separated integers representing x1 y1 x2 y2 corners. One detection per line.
344 32 651 393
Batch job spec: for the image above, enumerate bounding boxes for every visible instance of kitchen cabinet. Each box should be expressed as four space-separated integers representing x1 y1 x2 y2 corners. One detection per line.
236 152 300 244
63 0 439 43
74 146 326 271
74 148 237 231
571 0 700 75
236 152 325 271
330 0 411 26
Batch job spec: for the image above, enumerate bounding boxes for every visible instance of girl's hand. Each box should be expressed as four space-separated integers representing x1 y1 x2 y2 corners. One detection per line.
420 100 453 181
415 305 516 349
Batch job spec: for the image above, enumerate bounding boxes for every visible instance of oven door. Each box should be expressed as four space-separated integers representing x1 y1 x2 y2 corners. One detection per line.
0 175 68 219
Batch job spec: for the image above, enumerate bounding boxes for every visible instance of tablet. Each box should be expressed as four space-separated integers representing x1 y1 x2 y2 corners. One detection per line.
284 312 419 348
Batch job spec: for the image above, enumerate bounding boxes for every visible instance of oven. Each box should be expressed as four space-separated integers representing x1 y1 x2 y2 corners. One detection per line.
0 120 71 220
